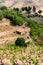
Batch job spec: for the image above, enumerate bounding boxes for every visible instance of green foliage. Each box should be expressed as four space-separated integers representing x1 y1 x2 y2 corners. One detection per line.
21 6 31 14
27 18 39 29
38 10 42 15
35 13 38 16
13 8 19 11
15 37 27 47
27 6 31 14
2 9 10 18
0 11 3 20
33 6 36 13
21 7 25 11
22 55 26 60
21 7 27 11
27 18 43 46
0 6 43 46
27 18 42 43
11 15 24 25
31 56 38 65
0 6 7 10
41 59 43 62
1 8 24 25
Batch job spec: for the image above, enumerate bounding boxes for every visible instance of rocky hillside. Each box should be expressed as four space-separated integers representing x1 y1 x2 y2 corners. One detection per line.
0 0 43 14
0 0 43 7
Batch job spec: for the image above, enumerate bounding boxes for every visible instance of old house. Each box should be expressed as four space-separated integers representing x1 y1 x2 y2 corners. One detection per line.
16 28 25 35
16 27 30 36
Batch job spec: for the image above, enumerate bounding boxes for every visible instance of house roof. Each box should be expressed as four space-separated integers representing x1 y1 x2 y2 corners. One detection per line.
17 27 25 33
16 27 30 33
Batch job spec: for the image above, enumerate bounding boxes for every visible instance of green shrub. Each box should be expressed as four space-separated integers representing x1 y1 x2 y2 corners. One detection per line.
27 18 39 29
0 11 3 20
31 56 38 65
2 9 10 18
27 18 41 39
2 9 24 26
15 37 27 47
11 15 24 26
0 8 25 26
21 7 25 11
35 13 38 16
22 55 26 60
27 6 31 14
33 6 36 13
0 6 7 10
38 10 42 15
13 8 19 11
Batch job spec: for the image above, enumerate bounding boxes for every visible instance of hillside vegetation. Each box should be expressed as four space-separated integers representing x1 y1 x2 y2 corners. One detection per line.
0 6 43 65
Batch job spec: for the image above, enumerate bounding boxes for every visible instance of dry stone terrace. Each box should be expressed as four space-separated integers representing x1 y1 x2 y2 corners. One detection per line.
0 18 31 44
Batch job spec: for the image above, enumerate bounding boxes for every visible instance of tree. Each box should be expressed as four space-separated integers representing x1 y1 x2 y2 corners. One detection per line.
35 13 38 16
38 10 42 15
21 7 25 11
11 15 24 26
27 6 31 14
21 7 28 11
0 6 7 10
15 37 27 47
24 7 27 11
33 6 36 13
13 8 19 11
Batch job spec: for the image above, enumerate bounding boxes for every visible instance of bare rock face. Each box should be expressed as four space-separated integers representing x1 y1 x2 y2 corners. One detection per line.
2 59 11 65
17 59 23 65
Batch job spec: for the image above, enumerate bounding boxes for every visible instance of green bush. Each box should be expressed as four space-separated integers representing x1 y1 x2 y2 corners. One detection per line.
13 8 19 11
31 56 38 65
35 13 38 16
27 18 39 29
38 10 42 15
2 9 24 26
27 6 31 14
26 18 41 41
21 7 25 11
0 6 7 10
0 11 3 20
15 37 27 47
2 9 10 18
22 55 26 60
33 6 36 13
11 15 24 26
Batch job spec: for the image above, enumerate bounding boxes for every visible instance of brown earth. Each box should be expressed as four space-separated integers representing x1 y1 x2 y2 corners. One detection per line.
0 18 31 44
